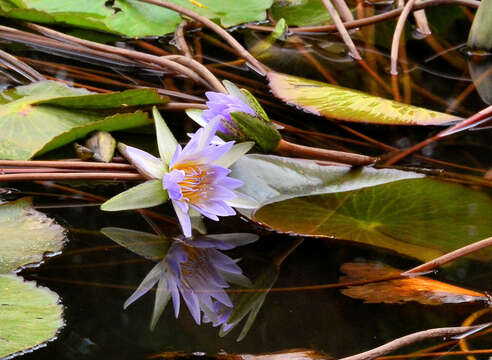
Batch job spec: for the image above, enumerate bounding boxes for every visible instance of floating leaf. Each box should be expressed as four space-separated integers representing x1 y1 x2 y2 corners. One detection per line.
0 198 66 273
267 72 461 125
36 88 168 109
270 0 333 27
339 262 488 305
230 154 424 216
0 274 63 358
0 81 156 159
101 227 171 261
0 0 273 38
253 178 492 262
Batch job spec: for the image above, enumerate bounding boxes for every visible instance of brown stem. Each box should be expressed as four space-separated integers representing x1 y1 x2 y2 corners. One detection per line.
136 0 269 75
0 160 135 171
403 237 492 275
390 0 418 75
321 0 362 60
22 23 211 88
338 325 490 360
165 54 226 92
246 0 479 33
174 21 193 58
384 104 492 166
0 172 144 181
0 48 45 81
379 349 492 359
276 139 376 166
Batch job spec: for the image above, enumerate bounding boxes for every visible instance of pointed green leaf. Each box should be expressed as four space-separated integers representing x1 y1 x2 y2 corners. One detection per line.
0 198 66 273
254 178 492 262
0 274 63 358
267 72 462 125
153 107 177 166
101 180 168 212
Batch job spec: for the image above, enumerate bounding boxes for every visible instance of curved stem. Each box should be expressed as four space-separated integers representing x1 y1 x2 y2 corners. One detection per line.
246 0 479 33
390 0 418 75
174 21 193 58
137 0 269 75
321 0 361 59
165 54 226 92
339 325 491 360
23 23 210 87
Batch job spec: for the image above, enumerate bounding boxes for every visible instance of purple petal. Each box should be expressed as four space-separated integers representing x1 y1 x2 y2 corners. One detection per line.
172 200 192 238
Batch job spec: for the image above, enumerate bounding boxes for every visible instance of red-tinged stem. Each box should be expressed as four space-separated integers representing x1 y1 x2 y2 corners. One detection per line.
403 237 492 275
339 325 490 360
246 0 480 33
0 160 135 171
384 104 492 165
136 0 269 75
276 139 376 166
0 172 144 181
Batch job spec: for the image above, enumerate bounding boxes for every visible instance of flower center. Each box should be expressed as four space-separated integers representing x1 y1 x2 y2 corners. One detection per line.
172 164 209 202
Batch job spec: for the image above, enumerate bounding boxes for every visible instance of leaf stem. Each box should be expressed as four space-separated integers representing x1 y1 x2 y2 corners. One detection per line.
276 139 376 166
403 237 492 275
0 172 144 181
339 325 491 360
136 0 269 75
0 160 135 171
246 0 479 33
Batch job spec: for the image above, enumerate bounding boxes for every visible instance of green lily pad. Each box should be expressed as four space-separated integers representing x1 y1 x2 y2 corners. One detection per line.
0 81 159 160
267 72 462 125
254 178 492 262
0 0 273 38
0 274 63 358
270 0 333 26
230 154 425 215
0 197 66 273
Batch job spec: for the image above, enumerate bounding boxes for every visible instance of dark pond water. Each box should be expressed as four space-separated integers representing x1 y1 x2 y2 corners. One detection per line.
1 6 492 359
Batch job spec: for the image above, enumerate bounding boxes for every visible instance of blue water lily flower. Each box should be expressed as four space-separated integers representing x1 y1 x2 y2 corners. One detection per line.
101 107 258 237
123 233 257 329
202 92 256 134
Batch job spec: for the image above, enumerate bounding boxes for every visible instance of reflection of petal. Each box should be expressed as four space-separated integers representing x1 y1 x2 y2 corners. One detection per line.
124 233 258 331
124 261 163 309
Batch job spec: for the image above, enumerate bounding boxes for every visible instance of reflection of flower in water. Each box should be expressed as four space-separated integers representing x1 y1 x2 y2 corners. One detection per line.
124 234 257 329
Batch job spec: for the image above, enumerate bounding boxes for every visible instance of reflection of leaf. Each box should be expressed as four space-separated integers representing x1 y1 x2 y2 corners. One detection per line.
339 262 488 305
254 178 492 262
0 81 157 159
0 197 66 273
101 227 171 261
271 0 333 26
221 263 279 341
0 0 273 37
0 274 63 358
267 72 461 125
230 154 424 216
